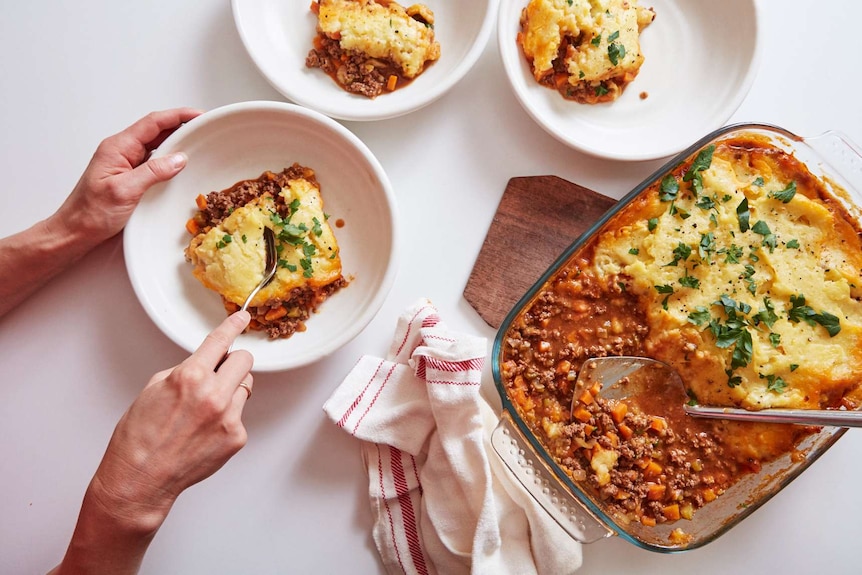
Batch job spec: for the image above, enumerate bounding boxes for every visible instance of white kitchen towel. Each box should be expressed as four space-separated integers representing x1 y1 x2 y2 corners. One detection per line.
323 298 583 575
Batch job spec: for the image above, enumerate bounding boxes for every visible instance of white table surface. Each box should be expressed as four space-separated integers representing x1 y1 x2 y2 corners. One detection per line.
2 1 861 573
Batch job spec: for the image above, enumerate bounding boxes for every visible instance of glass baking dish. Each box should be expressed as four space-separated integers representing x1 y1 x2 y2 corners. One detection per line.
490 123 862 552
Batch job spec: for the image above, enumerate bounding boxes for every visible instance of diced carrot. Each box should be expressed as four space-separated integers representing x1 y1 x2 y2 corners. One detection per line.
573 406 592 423
662 504 681 521
583 424 596 436
554 73 568 89
556 360 572 375
264 306 288 321
606 432 619 448
702 488 717 503
643 460 663 480
610 401 628 424
640 516 657 527
310 1 319 14
185 217 200 235
589 382 602 397
386 74 398 91
646 483 666 501
618 423 633 440
649 416 668 433
195 193 207 210
578 389 594 405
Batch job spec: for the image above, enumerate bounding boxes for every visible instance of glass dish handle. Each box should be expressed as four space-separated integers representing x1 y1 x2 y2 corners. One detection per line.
803 130 862 203
490 412 613 543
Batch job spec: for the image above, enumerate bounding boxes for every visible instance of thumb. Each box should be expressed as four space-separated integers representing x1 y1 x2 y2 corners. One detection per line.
122 152 188 192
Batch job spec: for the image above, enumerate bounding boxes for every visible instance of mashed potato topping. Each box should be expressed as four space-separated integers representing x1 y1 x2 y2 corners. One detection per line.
188 179 341 309
591 137 862 410
519 0 654 103
185 165 346 339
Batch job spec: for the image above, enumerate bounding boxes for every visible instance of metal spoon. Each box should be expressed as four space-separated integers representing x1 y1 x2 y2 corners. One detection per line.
572 356 862 428
224 226 277 355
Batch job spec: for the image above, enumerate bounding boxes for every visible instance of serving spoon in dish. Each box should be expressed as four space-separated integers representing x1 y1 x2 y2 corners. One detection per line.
225 226 278 355
572 356 862 428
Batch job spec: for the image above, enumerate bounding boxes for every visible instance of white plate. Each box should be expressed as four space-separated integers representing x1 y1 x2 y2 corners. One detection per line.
498 0 762 161
232 0 499 121
124 101 398 372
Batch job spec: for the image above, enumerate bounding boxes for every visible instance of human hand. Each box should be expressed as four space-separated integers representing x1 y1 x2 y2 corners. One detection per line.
87 310 254 533
51 107 203 249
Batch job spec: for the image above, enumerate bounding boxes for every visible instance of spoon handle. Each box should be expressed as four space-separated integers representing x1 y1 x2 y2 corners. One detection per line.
685 404 862 428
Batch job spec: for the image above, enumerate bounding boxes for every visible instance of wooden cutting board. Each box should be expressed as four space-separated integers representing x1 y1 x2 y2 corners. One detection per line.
464 175 617 329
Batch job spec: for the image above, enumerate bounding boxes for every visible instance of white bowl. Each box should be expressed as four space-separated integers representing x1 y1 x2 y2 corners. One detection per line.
124 101 398 372
232 0 499 121
498 0 762 161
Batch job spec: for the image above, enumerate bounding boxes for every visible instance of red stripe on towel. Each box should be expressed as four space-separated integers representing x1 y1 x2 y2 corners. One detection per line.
337 358 386 429
352 362 399 435
378 445 408 575
393 305 436 358
390 446 429 575
426 357 485 373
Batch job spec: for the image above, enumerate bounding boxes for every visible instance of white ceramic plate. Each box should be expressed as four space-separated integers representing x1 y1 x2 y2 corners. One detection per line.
232 0 499 121
498 0 762 161
124 101 398 372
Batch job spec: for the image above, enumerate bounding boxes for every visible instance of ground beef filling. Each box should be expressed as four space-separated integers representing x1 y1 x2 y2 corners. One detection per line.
500 262 750 530
306 35 404 99
189 164 347 339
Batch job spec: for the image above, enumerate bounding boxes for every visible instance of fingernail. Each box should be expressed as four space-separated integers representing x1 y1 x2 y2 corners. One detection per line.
168 152 187 170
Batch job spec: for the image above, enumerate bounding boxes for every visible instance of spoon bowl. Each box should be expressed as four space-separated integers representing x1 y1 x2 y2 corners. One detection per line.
226 226 277 355
573 356 862 428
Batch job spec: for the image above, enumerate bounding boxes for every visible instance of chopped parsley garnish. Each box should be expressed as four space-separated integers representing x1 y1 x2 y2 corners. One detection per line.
769 181 797 203
736 198 750 232
591 34 602 46
648 218 658 231
699 232 716 262
241 234 247 243
786 238 800 249
761 373 787 394
752 220 777 252
312 217 323 237
752 297 778 328
769 333 781 348
216 234 233 249
742 264 757 295
300 257 314 278
655 284 674 310
687 306 711 326
607 35 626 66
752 177 765 187
682 145 715 193
695 195 716 211
629 248 639 255
659 175 679 202
665 242 692 267
719 243 744 264
787 294 841 336
595 84 609 96
679 274 700 289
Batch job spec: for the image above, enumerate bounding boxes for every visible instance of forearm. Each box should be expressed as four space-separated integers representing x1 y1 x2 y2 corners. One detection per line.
49 473 173 575
0 214 99 318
